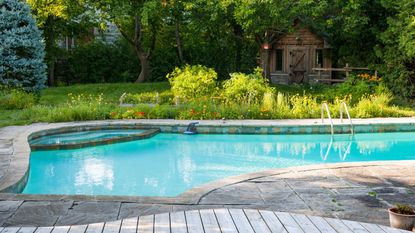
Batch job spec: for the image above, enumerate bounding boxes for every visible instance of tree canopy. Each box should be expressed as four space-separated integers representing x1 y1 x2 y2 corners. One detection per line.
21 0 415 97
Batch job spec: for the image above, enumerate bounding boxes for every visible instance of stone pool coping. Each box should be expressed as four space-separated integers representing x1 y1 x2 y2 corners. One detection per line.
0 118 415 203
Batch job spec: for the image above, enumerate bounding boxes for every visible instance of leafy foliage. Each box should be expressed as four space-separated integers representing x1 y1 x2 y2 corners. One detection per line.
222 69 273 104
394 204 415 215
0 87 36 110
167 65 218 99
0 0 47 91
377 0 415 98
64 41 139 83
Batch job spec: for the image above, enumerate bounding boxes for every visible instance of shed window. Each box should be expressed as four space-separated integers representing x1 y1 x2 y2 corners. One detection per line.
275 49 283 71
316 49 324 67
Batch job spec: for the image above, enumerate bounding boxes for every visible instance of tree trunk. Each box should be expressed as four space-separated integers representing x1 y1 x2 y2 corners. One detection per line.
175 20 184 64
48 60 55 86
233 23 243 71
261 48 271 79
136 53 150 83
47 23 55 86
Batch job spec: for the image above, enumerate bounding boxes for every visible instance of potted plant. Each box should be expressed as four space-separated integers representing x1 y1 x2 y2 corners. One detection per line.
389 204 415 231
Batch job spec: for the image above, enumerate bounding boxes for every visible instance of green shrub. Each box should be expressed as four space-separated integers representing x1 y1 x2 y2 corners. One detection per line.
109 104 179 119
167 65 218 99
124 91 174 104
20 93 113 122
0 88 36 110
289 94 320 118
63 41 139 84
352 93 415 118
222 69 274 104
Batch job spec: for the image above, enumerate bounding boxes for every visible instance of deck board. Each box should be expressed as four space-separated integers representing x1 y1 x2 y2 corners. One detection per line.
244 209 271 233
307 215 336 233
213 209 237 233
1 208 412 233
34 227 54 233
274 212 304 233
68 225 87 233
120 218 138 233
228 209 254 233
85 223 105 233
154 213 170 233
51 226 70 233
138 215 154 233
17 228 36 233
378 225 408 233
290 213 320 233
103 220 121 233
199 209 220 233
359 222 386 233
341 220 369 233
170 211 187 233
259 210 288 233
185 210 204 233
2 227 21 233
324 218 354 233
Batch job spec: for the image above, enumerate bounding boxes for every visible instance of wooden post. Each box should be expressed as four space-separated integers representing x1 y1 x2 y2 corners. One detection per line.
345 63 349 79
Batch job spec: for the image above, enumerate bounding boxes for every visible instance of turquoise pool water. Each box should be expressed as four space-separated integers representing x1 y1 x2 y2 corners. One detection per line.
30 130 145 145
23 132 415 197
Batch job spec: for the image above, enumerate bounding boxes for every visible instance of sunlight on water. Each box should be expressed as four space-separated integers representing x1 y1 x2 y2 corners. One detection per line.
23 132 415 196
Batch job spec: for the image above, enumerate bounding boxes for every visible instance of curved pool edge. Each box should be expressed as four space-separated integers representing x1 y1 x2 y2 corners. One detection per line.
1 118 415 199
29 128 160 151
0 160 414 206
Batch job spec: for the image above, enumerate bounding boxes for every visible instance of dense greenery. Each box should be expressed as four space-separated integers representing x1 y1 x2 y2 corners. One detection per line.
1 66 414 127
18 0 415 98
167 65 218 99
0 0 47 92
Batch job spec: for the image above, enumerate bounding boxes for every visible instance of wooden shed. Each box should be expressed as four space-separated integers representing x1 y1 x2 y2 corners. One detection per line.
260 24 331 84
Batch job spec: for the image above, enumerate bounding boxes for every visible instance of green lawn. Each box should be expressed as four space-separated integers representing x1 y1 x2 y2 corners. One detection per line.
0 82 170 127
1 82 413 128
39 82 170 105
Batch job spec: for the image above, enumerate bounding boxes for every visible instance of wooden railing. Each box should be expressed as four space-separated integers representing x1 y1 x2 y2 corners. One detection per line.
312 63 378 83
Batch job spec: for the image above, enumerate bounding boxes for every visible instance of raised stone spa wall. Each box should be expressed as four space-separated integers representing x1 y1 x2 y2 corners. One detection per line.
29 128 160 151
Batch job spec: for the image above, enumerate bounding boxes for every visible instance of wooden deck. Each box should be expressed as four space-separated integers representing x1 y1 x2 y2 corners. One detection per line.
0 209 411 233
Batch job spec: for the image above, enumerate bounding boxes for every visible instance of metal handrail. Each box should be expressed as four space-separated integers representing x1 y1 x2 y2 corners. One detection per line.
321 102 334 135
340 102 354 134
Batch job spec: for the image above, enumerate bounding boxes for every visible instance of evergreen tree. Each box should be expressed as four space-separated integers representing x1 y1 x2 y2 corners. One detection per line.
0 0 47 91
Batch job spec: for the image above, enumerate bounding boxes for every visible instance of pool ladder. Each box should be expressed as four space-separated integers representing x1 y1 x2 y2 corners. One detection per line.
321 102 354 135
320 102 354 161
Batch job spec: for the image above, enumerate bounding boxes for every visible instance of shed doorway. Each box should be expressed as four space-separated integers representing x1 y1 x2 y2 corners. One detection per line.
289 48 307 83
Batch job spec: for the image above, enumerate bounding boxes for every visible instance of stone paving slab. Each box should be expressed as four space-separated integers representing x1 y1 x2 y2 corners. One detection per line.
0 163 414 227
1 120 415 228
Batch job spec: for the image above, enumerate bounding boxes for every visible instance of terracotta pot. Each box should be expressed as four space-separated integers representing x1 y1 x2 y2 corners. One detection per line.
389 208 415 231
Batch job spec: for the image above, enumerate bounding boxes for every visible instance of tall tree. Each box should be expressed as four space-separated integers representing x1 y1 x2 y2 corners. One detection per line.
163 0 186 64
92 0 163 83
26 0 93 86
0 0 47 91
377 0 415 97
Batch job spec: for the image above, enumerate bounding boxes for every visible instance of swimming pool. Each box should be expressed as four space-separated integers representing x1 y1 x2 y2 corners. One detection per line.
23 132 415 197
